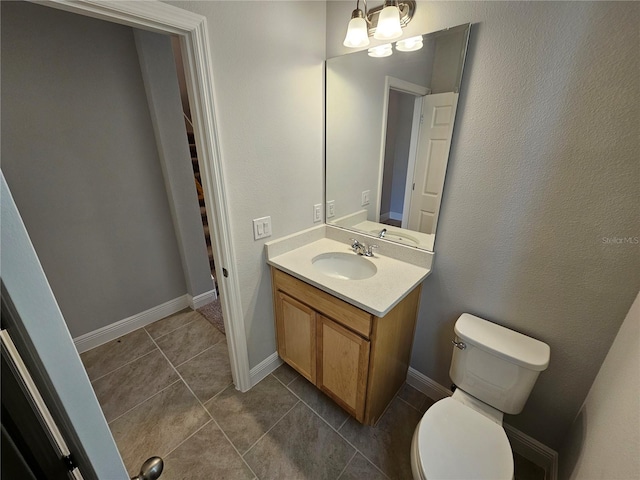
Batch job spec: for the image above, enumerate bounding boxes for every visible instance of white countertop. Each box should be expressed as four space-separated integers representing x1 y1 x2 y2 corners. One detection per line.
266 237 430 317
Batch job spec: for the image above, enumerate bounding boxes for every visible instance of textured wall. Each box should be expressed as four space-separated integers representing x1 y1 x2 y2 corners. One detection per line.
168 1 326 368
1 2 187 337
560 291 640 479
327 1 640 449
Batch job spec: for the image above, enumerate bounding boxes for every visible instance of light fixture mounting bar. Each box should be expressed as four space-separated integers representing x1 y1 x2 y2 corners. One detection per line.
367 0 416 37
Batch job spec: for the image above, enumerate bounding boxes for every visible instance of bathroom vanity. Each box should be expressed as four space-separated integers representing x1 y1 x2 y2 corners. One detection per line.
266 227 431 425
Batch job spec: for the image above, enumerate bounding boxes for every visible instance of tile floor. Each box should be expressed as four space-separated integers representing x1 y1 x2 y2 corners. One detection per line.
80 309 546 480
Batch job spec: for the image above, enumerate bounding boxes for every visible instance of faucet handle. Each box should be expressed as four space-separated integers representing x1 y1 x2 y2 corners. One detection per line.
364 244 378 257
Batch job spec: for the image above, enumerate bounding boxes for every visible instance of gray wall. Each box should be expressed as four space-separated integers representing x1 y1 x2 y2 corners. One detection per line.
559 290 640 479
327 1 640 450
1 2 188 337
134 29 213 299
169 1 326 368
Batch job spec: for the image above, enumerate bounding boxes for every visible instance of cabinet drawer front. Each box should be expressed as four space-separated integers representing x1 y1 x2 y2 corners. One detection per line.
317 315 370 422
276 292 316 384
272 268 372 338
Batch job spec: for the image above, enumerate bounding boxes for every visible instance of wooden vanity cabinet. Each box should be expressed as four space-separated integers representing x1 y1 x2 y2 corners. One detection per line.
271 267 421 425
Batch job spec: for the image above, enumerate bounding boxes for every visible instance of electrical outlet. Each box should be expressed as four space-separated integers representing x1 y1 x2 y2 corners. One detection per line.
326 200 335 218
361 190 370 206
252 216 271 240
313 204 322 223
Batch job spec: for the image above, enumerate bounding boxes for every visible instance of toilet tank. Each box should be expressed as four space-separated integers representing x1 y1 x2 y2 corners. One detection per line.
450 314 550 415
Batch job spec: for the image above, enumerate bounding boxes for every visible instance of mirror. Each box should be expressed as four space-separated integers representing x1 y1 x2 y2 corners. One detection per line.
326 24 470 251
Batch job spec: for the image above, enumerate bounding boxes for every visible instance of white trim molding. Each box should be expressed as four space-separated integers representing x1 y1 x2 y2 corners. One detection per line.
188 289 217 310
250 352 283 388
42 0 251 391
407 368 558 480
73 296 189 354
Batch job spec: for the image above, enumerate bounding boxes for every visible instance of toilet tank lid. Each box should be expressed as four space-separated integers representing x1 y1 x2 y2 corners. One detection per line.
455 314 550 371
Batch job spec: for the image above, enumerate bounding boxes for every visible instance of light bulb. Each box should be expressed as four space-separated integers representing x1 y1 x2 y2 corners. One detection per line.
343 12 370 48
396 35 423 52
374 4 402 40
368 44 393 58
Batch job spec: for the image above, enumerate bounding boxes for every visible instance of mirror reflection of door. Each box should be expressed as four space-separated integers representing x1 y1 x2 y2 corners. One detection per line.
380 86 457 235
407 92 458 234
378 77 429 228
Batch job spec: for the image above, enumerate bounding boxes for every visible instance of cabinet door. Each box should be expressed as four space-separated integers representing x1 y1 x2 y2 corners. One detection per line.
275 292 316 383
317 315 370 422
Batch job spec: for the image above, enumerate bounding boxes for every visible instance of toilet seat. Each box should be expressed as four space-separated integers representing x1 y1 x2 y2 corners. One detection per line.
412 397 513 480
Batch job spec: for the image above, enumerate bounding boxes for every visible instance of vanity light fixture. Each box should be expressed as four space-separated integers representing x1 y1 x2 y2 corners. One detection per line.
368 44 393 58
343 0 416 48
396 35 423 52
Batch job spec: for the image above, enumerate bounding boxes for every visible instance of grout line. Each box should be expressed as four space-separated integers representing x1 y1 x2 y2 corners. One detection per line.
107 379 182 425
279 375 392 480
89 346 159 384
172 343 217 369
242 399 301 457
336 450 357 480
143 329 259 479
338 415 350 431
149 314 198 343
162 419 213 458
396 395 423 414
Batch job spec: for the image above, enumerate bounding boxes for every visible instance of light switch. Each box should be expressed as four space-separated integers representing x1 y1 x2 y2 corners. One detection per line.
327 200 335 218
313 204 322 223
361 190 370 206
253 216 272 240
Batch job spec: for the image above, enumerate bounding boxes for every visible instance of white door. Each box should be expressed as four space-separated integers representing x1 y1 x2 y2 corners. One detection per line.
407 92 459 234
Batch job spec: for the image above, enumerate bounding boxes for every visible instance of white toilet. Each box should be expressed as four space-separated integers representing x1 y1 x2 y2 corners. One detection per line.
411 313 550 480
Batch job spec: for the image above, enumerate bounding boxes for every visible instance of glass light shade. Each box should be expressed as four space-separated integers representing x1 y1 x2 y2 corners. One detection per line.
374 5 402 40
368 44 393 58
396 35 423 52
343 16 370 48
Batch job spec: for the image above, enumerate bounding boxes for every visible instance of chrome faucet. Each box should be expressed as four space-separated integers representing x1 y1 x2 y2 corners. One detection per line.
378 228 387 239
350 239 378 257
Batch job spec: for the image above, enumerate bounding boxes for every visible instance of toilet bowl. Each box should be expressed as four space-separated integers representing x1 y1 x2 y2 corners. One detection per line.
410 394 513 480
410 313 550 480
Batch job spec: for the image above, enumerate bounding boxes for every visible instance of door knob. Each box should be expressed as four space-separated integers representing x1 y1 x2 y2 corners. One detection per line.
131 456 163 480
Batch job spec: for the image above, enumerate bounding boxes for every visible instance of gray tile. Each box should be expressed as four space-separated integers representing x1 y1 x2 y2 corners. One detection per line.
145 309 200 339
397 383 430 412
244 402 355 480
272 362 300 386
420 396 435 414
204 375 298 454
339 397 422 480
110 381 210 475
80 328 155 380
156 316 225 366
288 375 349 430
339 453 389 480
162 422 254 480
92 349 179 422
514 452 546 480
176 342 232 403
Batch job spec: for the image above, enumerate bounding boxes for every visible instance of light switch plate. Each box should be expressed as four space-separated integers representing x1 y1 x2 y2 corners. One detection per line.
313 204 322 223
253 216 271 240
361 190 370 206
326 200 335 218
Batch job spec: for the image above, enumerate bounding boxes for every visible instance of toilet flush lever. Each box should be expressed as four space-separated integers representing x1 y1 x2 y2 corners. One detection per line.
452 340 466 350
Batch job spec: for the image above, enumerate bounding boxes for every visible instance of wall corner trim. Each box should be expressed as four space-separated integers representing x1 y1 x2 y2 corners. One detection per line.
249 351 283 388
188 289 218 310
406 367 558 480
73 295 189 354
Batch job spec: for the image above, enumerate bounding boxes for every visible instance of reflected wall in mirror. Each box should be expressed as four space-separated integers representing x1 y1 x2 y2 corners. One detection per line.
326 24 470 251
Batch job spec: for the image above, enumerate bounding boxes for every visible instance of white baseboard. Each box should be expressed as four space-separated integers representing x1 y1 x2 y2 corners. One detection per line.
188 288 217 309
407 367 558 480
250 351 282 387
73 295 189 353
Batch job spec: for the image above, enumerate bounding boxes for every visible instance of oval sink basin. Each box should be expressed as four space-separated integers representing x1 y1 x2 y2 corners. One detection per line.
312 252 377 280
